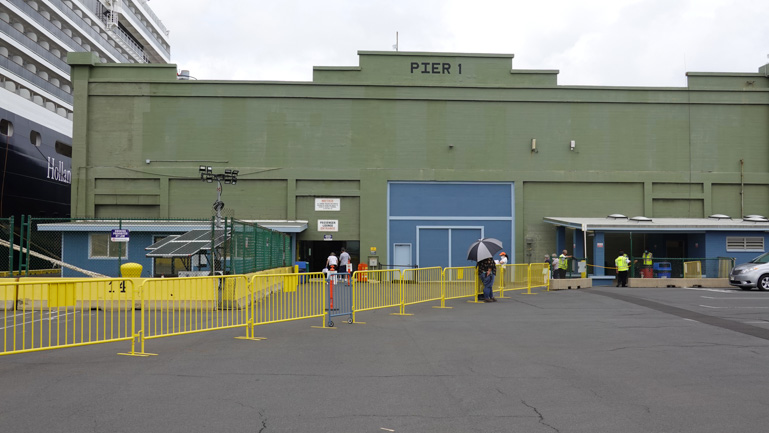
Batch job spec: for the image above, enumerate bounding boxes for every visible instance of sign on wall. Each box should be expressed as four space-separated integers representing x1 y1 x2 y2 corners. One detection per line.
111 229 130 242
315 198 341 211
318 220 338 232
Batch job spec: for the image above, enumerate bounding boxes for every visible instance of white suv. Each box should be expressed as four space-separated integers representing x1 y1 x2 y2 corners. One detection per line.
730 252 769 290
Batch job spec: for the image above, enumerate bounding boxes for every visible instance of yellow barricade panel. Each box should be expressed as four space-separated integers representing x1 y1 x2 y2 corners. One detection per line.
141 275 249 340
250 272 326 326
0 278 135 355
401 267 442 306
528 263 550 289
442 267 477 300
352 269 401 313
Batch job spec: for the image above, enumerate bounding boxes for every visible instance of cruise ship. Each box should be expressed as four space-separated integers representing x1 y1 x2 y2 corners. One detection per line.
0 0 170 218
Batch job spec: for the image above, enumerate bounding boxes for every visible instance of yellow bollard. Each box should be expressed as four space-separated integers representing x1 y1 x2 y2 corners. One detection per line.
120 263 143 278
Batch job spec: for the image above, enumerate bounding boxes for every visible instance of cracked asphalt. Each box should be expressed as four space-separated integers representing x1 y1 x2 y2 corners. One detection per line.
2 285 769 432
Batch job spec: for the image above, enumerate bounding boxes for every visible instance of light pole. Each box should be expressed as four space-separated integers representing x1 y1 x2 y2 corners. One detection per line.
199 166 238 227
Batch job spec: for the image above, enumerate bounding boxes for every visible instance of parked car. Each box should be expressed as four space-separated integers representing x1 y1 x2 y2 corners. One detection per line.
729 252 769 290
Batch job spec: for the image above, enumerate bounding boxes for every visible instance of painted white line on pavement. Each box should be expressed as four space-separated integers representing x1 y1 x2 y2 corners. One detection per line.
700 304 769 309
702 296 769 300
0 311 79 330
680 287 733 293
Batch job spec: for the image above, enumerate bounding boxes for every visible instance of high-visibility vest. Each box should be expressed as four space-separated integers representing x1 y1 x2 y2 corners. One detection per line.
559 254 568 270
642 252 652 266
615 256 628 271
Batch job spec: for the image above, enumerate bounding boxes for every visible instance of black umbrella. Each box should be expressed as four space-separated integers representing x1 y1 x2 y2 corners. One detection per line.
467 238 503 262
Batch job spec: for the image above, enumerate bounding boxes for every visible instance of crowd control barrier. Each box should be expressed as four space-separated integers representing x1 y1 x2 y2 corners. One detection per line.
351 269 401 323
1 263 554 357
497 264 529 296
249 272 327 334
441 267 477 307
0 278 135 355
397 267 442 315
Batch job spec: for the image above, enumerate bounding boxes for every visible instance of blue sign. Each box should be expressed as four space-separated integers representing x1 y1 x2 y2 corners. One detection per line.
111 229 130 242
323 234 333 241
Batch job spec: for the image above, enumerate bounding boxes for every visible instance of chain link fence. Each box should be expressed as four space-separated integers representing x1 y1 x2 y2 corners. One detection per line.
0 217 292 278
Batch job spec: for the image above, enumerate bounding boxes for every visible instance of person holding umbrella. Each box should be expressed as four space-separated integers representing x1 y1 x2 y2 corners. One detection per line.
467 238 503 303
477 257 497 302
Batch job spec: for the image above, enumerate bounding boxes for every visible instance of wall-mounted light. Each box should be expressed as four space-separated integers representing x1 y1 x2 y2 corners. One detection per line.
570 140 576 151
448 144 454 149
531 138 537 153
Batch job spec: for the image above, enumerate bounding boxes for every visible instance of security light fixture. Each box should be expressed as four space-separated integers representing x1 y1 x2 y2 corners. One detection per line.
198 166 239 227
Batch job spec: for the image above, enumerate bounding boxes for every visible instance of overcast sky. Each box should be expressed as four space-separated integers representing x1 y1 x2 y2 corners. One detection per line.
147 0 769 87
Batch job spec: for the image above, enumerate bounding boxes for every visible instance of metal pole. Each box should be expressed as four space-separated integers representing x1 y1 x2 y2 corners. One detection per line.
8 215 13 274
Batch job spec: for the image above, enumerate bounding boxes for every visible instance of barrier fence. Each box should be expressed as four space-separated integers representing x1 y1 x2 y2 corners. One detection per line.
1 278 135 355
0 263 553 356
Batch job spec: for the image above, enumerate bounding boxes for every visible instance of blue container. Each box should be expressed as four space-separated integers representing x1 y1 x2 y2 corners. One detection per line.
653 262 671 278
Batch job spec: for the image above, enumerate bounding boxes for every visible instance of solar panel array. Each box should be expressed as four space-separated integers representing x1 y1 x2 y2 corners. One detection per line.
145 230 227 257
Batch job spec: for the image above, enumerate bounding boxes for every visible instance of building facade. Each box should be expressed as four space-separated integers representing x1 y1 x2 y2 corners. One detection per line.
67 51 769 272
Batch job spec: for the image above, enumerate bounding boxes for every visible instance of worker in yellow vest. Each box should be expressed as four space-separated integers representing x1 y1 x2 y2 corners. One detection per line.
615 250 630 287
558 249 571 279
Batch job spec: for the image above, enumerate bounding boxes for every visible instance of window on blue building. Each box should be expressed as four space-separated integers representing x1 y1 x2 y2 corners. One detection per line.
89 233 128 258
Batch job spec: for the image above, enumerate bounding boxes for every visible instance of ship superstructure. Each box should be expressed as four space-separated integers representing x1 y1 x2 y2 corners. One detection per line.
0 0 170 217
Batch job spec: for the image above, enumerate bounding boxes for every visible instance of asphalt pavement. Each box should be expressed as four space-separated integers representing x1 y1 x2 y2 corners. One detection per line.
1 285 768 433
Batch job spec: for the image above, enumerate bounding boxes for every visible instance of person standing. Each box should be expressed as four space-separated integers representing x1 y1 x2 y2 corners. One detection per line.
558 249 571 279
326 251 338 272
498 252 508 265
551 253 559 279
641 249 653 278
615 250 629 287
477 257 497 302
339 248 351 274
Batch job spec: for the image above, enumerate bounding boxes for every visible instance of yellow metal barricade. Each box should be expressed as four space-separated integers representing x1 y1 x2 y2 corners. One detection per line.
441 267 477 306
249 272 326 331
398 267 442 314
497 264 529 296
138 275 250 352
352 269 401 322
527 263 550 294
0 278 135 356
684 261 702 278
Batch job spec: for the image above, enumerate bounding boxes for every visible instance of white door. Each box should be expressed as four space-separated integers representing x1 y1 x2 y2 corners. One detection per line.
393 243 412 272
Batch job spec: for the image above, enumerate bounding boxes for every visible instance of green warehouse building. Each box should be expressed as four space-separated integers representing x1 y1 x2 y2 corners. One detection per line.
65 50 769 277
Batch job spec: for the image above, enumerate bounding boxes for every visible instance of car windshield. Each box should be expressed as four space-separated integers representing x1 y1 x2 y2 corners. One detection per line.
750 252 769 263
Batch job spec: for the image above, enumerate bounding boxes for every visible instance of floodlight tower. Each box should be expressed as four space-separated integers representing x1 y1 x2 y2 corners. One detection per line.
198 166 238 227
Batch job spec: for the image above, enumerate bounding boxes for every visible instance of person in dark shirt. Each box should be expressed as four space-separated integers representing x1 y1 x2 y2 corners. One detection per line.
477 257 497 302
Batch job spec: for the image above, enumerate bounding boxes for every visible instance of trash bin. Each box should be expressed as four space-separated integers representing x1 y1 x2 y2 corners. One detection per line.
653 262 671 278
296 261 308 282
640 268 653 278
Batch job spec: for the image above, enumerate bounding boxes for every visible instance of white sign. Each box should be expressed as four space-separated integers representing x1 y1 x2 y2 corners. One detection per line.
318 219 338 232
315 198 341 211
111 229 129 242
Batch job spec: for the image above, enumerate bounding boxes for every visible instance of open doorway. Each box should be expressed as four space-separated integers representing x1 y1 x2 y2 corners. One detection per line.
297 240 360 272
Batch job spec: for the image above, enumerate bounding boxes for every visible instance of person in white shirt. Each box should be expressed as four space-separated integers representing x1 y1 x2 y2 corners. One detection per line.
326 252 338 272
339 248 351 273
498 252 508 265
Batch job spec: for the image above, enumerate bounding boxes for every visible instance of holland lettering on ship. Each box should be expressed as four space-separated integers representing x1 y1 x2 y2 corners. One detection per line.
410 62 462 74
47 157 72 184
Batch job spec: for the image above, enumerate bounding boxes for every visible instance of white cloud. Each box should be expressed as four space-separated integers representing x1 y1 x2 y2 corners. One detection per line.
147 0 769 86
